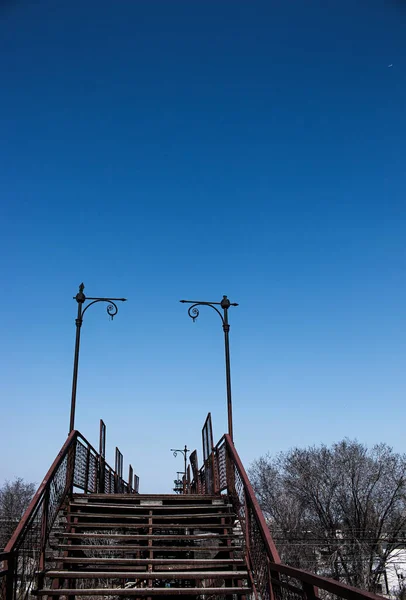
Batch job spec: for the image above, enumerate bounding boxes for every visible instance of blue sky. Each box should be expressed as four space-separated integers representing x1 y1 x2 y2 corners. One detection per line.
1 0 405 494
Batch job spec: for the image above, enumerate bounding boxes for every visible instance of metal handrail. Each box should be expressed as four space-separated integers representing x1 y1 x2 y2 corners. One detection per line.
4 430 77 555
1 429 138 600
224 433 281 564
212 433 386 600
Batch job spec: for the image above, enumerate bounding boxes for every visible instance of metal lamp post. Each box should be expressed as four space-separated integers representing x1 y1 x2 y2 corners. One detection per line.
180 296 238 442
69 283 126 433
171 446 189 493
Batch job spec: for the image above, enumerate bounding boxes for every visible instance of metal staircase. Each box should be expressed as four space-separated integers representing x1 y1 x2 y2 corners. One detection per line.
39 493 250 597
1 414 388 600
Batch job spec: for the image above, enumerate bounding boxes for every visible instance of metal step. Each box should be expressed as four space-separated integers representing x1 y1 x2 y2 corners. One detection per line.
55 533 241 541
45 569 248 579
55 544 239 552
67 512 235 520
63 521 234 529
69 503 232 511
72 494 223 502
37 586 250 596
46 558 244 566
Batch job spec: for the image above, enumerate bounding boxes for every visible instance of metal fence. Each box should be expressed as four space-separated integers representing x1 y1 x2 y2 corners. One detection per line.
204 431 385 600
0 429 138 600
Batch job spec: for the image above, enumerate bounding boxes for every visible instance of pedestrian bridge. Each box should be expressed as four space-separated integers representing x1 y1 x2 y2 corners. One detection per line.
0 413 384 600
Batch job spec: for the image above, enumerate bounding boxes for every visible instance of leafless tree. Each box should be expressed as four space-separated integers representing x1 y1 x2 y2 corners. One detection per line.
249 440 406 593
0 477 36 549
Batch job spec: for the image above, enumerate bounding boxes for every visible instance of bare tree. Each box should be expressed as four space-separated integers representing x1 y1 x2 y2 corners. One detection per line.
0 477 36 549
249 440 406 593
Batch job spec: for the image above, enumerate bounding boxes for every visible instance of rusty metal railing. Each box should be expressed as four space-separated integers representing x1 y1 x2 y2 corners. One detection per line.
0 430 138 600
210 433 385 600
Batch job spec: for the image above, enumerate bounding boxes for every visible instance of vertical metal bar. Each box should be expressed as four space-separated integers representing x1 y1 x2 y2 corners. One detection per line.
115 447 119 473
98 420 106 493
66 436 76 494
69 288 85 434
99 420 106 458
186 465 191 494
303 582 319 600
5 553 14 600
84 447 90 494
115 448 119 493
222 304 234 442
39 488 49 568
244 489 251 559
128 465 133 493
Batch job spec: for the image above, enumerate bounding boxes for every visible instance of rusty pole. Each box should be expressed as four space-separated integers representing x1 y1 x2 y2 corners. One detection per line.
180 296 238 442
69 285 85 433
171 446 189 493
69 283 126 434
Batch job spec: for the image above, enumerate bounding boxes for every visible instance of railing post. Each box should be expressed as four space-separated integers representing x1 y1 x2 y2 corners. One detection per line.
213 447 219 494
66 435 76 494
5 553 14 600
226 441 236 500
267 558 278 600
37 487 50 593
186 465 191 494
84 446 91 494
244 489 251 558
99 420 106 493
99 455 105 493
303 582 319 600
128 465 133 493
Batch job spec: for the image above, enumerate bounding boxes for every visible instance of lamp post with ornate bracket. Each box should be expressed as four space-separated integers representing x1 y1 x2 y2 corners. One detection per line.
180 296 238 442
69 283 126 433
171 446 189 493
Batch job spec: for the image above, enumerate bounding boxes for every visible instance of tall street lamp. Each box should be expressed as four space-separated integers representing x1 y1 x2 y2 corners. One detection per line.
69 283 126 433
171 445 189 489
180 296 238 442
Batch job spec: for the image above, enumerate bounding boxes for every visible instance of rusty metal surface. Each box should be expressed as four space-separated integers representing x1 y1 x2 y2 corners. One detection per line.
204 432 387 600
2 430 138 600
180 296 238 441
202 413 215 495
69 284 126 433
99 419 106 458
189 450 200 493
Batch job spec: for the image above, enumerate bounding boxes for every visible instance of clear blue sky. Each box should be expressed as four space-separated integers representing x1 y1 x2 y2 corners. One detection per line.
1 0 405 494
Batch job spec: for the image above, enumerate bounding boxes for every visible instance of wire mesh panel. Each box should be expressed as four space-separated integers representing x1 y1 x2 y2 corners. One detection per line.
74 439 89 491
3 430 137 600
6 443 70 600
99 419 106 458
202 412 215 495
221 434 384 600
215 437 227 492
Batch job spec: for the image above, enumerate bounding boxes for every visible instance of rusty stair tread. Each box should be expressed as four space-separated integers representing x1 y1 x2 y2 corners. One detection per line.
56 533 241 540
67 512 235 520
49 558 244 564
55 544 238 551
69 503 232 510
37 586 251 596
45 569 248 578
72 494 223 500
66 523 234 529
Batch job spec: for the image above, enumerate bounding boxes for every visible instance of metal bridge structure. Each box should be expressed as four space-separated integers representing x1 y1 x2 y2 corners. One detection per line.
0 286 387 600
0 413 385 600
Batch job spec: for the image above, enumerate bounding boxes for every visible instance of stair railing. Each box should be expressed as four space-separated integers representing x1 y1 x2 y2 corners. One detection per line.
1 430 137 600
213 433 385 600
